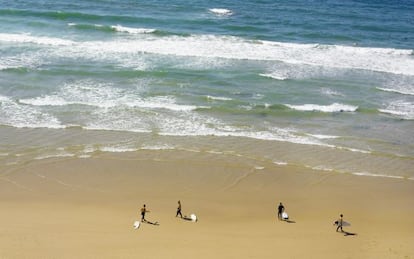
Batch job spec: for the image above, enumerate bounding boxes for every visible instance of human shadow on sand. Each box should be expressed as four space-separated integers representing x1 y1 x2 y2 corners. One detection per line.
343 231 357 236
143 220 160 226
280 218 296 223
181 215 198 222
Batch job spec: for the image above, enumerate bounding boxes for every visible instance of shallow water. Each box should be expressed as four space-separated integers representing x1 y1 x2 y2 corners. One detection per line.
1 0 413 179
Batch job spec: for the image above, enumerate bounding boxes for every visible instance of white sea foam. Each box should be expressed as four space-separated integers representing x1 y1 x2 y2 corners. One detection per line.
377 87 414 96
99 146 138 153
19 81 121 108
336 146 371 154
320 88 344 97
159 120 332 148
207 150 225 155
0 33 74 46
307 165 407 180
78 154 92 158
0 53 44 70
352 172 404 179
209 8 233 16
273 161 288 166
0 95 64 129
311 165 335 172
141 144 175 150
20 81 202 112
206 95 233 101
259 73 288 80
308 134 339 139
285 103 358 113
140 144 175 150
127 96 201 111
34 153 75 160
19 96 68 106
379 100 414 120
2 33 413 76
111 25 156 34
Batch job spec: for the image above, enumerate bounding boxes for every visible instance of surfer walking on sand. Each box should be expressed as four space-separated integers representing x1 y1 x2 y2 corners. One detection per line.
335 214 344 232
141 204 149 222
176 200 183 218
277 202 285 220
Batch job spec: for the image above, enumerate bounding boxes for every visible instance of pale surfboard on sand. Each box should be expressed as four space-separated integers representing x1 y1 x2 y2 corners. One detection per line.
133 221 141 229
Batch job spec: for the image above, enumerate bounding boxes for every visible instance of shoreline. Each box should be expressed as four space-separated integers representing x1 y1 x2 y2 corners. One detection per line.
1 153 413 258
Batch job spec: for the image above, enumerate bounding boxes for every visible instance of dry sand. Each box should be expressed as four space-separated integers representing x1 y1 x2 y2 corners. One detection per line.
0 154 413 258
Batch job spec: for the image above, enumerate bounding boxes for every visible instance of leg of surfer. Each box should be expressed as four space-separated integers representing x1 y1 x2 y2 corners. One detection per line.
336 214 343 232
141 204 147 222
176 200 183 218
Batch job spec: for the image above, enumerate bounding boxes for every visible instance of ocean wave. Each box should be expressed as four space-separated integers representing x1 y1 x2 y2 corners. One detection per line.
259 73 288 80
379 100 414 120
2 32 414 76
0 95 64 129
307 134 340 139
2 94 373 157
99 146 138 153
352 172 405 179
0 33 74 46
273 161 288 166
310 165 335 172
158 122 334 148
140 144 175 150
34 153 75 160
69 22 157 35
110 25 156 34
320 88 344 97
209 8 233 16
19 80 203 112
307 166 406 180
206 95 233 101
377 87 414 96
285 103 358 113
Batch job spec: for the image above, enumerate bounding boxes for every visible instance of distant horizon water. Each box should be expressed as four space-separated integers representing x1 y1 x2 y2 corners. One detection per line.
1 0 413 179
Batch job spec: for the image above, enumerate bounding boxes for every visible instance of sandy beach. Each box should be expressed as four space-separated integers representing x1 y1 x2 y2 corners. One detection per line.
0 152 413 259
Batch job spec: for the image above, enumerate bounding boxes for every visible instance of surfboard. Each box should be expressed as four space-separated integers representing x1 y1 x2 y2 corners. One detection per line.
282 211 289 220
190 214 198 222
342 221 351 226
133 220 141 229
334 220 351 227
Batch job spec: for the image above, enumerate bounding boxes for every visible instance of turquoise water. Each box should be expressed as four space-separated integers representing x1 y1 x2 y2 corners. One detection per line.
1 0 413 179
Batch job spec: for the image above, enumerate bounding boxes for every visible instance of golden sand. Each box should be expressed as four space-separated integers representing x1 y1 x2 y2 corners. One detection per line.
0 154 413 258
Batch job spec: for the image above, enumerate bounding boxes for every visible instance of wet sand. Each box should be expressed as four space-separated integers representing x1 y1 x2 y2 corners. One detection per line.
0 153 413 258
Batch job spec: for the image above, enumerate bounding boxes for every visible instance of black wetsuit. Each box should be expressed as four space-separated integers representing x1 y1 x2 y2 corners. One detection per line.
278 204 284 219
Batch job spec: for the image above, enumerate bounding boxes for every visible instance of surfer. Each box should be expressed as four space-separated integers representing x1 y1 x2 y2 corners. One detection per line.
141 204 148 222
277 202 285 220
335 214 344 232
176 200 183 218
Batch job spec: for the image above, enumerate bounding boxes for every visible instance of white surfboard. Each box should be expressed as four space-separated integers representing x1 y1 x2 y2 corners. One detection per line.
133 220 141 229
342 221 351 226
190 214 198 222
282 211 289 220
334 220 351 227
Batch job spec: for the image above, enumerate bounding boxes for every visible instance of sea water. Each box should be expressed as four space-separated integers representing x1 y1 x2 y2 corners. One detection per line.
0 0 413 179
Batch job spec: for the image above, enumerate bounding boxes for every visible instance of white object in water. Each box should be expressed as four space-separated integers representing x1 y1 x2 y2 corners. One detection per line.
282 212 289 220
209 8 233 16
133 220 141 229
